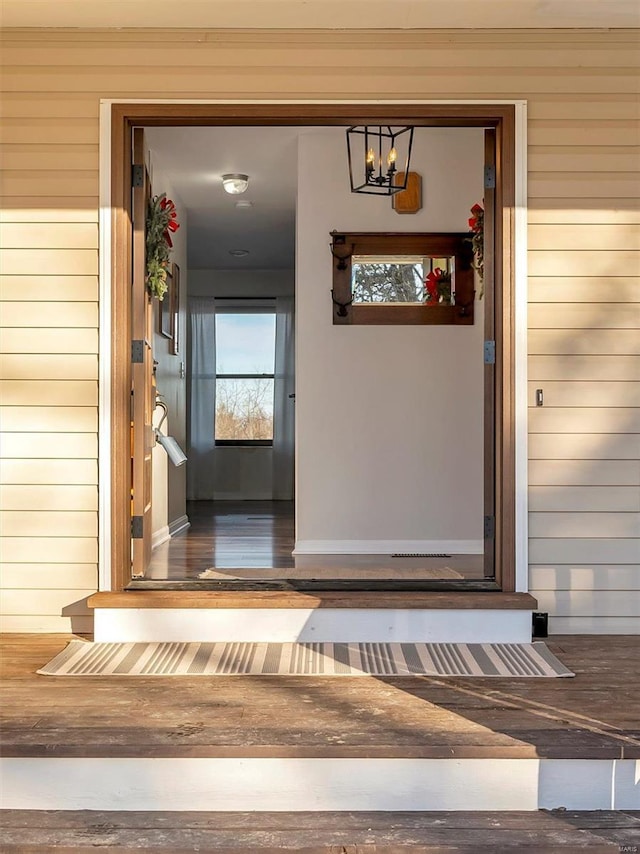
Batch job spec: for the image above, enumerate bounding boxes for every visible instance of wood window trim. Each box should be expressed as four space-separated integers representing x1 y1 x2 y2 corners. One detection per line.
331 231 475 325
215 439 273 447
109 102 516 594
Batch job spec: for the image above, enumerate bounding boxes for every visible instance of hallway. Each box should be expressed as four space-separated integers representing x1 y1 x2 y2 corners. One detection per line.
144 501 484 583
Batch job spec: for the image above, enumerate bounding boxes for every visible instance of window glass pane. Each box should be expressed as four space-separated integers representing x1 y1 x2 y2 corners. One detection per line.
351 255 454 305
215 313 276 374
215 378 274 440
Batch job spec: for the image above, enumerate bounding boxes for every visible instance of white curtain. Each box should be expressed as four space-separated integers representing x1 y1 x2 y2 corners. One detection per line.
187 297 217 500
272 296 295 500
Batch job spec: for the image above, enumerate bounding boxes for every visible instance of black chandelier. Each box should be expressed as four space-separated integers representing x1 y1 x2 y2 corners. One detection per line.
346 125 414 196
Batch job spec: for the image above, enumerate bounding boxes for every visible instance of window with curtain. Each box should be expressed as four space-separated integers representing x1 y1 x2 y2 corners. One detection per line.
214 311 277 445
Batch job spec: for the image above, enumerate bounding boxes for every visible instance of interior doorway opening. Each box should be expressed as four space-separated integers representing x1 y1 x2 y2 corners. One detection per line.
107 102 520 589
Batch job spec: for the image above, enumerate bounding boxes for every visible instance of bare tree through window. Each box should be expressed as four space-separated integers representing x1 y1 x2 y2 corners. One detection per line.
214 311 276 443
215 378 273 440
352 260 424 303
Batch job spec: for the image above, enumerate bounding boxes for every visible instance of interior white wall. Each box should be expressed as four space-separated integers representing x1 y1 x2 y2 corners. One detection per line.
187 269 294 500
296 127 485 550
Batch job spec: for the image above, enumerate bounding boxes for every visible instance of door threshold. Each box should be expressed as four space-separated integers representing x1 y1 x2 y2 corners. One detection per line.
126 578 501 593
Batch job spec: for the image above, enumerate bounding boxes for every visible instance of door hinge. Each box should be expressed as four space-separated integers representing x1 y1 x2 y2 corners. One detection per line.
131 516 144 539
132 164 145 188
484 340 496 364
484 165 496 190
131 339 145 363
484 516 495 539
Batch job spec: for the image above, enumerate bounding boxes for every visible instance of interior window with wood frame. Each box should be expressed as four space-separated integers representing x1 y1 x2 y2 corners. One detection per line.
331 232 475 325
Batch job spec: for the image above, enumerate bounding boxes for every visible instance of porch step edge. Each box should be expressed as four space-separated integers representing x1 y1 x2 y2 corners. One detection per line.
88 591 538 610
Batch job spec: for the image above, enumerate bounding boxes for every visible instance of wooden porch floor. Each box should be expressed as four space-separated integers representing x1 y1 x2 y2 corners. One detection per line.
2 807 639 851
2 634 638 760
1 633 639 850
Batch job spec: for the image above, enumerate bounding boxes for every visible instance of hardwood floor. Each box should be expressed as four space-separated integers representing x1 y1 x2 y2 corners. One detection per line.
145 500 486 582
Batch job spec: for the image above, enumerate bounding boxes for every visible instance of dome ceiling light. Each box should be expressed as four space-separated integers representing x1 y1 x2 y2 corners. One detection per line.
222 173 249 194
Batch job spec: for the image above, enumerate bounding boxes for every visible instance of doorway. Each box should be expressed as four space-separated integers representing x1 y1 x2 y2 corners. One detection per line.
141 125 298 581
106 103 521 594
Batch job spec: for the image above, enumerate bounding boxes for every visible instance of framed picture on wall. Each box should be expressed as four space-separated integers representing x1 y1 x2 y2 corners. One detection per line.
159 265 174 339
171 263 180 355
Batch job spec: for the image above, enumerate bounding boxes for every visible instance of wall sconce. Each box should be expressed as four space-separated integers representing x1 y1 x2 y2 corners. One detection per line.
222 173 249 194
154 397 187 466
155 431 187 467
346 126 414 196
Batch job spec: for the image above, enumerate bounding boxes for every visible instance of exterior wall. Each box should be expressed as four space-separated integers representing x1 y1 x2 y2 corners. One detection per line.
0 28 638 632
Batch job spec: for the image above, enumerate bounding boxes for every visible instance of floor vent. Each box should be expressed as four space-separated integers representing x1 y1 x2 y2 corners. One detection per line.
392 553 452 558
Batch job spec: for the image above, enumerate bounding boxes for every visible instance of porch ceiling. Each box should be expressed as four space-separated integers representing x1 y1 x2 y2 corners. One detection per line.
2 0 638 30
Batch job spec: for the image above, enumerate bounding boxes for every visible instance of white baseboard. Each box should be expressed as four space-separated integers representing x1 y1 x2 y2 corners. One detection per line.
169 515 190 538
2 757 637 811
94 608 532 644
293 539 483 555
151 525 170 550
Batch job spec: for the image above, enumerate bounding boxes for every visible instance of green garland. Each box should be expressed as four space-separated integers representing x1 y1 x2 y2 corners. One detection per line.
145 193 179 300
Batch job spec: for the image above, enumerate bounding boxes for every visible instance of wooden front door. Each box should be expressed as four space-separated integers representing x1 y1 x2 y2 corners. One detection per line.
130 127 154 578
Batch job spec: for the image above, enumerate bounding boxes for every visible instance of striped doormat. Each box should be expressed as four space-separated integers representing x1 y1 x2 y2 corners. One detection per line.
38 640 573 678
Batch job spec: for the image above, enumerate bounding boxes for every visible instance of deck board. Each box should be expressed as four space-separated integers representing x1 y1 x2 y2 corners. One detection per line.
0 808 635 851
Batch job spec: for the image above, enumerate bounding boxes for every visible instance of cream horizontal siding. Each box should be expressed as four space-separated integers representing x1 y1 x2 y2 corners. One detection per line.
528 434 640 460
0 485 98 511
529 460 640 487
2 276 98 301
1 26 638 633
1 563 98 588
0 85 99 633
529 486 640 513
1 510 98 538
0 459 97 485
0 354 99 380
0 406 97 432
1 329 99 354
1 433 98 459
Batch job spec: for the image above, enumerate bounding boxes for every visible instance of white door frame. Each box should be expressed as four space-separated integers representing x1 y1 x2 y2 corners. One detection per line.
98 98 528 592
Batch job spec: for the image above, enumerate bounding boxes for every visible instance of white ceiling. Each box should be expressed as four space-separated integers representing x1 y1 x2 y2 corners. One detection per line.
2 0 638 28
146 126 339 270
